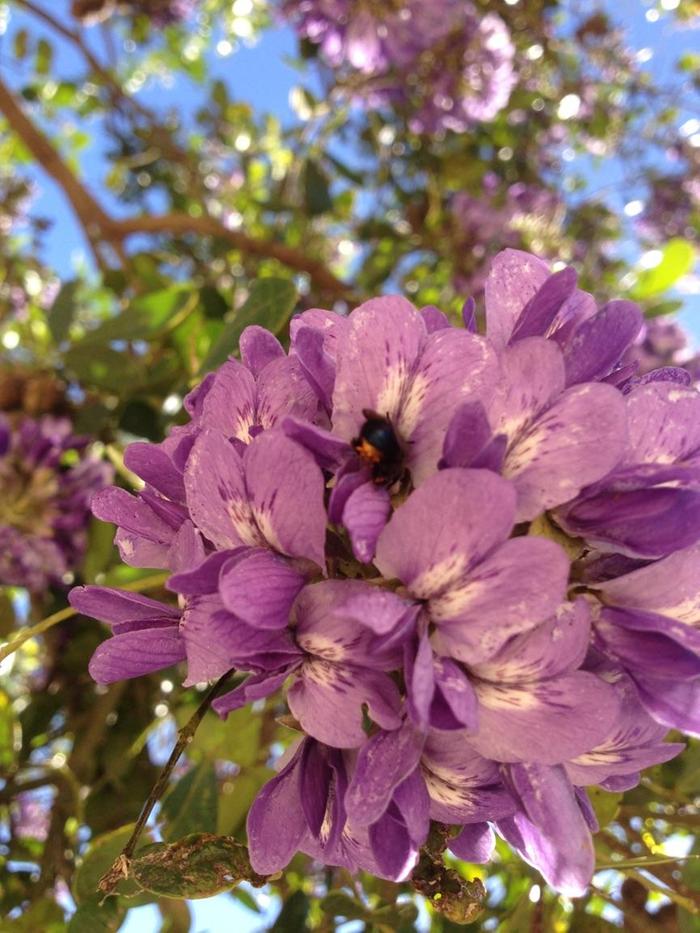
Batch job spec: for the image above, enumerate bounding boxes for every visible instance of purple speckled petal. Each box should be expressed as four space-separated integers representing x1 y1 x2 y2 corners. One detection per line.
634 675 700 735
504 382 627 521
256 356 320 431
597 612 700 679
89 627 185 683
469 672 619 764
440 400 493 470
489 337 565 440
419 305 451 332
247 746 307 875
124 442 185 502
291 324 336 411
375 469 516 597
469 599 591 683
485 249 549 347
283 416 350 471
345 722 425 826
509 267 578 343
504 763 594 897
400 329 497 485
449 823 495 864
288 661 402 747
563 300 642 386
432 657 479 731
199 359 257 441
213 668 291 717
342 479 391 563
368 809 417 881
219 548 306 629
622 381 700 466
332 296 426 442
431 536 569 662
239 325 285 377
69 585 179 627
185 429 249 549
405 630 436 729
243 431 328 566
92 487 176 548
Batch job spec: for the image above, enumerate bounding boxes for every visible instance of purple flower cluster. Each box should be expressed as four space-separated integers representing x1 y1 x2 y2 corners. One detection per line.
624 317 700 381
281 0 516 133
0 415 111 591
72 249 700 895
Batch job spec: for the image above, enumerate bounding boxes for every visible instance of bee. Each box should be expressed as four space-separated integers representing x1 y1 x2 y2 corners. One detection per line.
352 409 405 485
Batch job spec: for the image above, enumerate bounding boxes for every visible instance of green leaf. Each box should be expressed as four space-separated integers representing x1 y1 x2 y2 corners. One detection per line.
217 765 272 835
632 239 696 300
161 762 218 842
64 345 146 394
47 280 79 344
80 287 191 344
13 29 29 61
303 158 333 216
4 896 64 932
81 517 117 584
270 890 311 932
130 833 265 899
588 786 621 830
200 277 297 373
36 38 53 76
321 891 367 921
68 898 125 933
193 706 262 767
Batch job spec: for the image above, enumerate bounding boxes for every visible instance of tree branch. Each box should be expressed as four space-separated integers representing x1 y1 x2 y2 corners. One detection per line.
106 214 352 296
0 76 352 298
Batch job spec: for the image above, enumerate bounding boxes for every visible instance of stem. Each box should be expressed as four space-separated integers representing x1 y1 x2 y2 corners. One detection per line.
98 669 235 899
0 572 168 662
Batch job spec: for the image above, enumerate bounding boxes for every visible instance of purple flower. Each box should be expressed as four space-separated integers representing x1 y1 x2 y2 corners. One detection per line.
213 580 409 748
72 257 699 897
592 545 700 734
281 1 515 133
0 414 110 590
556 381 700 559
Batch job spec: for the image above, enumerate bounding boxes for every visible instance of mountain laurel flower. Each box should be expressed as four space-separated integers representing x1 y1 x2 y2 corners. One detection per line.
72 248 697 896
0 414 111 590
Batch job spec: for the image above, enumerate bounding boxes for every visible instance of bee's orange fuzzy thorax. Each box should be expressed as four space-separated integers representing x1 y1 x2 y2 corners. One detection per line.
353 438 384 465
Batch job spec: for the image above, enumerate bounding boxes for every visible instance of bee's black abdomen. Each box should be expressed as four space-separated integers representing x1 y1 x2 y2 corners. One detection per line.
352 410 404 484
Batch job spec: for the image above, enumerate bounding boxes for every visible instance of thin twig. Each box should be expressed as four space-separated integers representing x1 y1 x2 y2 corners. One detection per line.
97 669 235 899
0 571 169 662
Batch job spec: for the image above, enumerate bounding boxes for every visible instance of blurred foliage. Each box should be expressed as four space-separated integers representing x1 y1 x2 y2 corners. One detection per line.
0 0 699 929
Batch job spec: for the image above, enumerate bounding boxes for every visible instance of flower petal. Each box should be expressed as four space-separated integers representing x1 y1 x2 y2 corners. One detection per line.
563 300 642 386
89 627 185 683
199 359 257 441
342 479 391 563
400 328 498 485
345 723 425 826
219 548 306 630
504 382 627 521
332 296 426 441
503 763 594 897
469 672 620 764
449 823 495 864
247 747 307 874
431 537 569 663
484 249 549 347
375 469 516 598
239 325 285 377
288 661 402 748
243 431 328 567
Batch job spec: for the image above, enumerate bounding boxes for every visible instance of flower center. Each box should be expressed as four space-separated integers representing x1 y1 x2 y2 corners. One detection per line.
0 458 60 536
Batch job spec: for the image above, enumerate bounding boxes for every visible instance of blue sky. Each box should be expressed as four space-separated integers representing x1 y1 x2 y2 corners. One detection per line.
2 3 699 930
